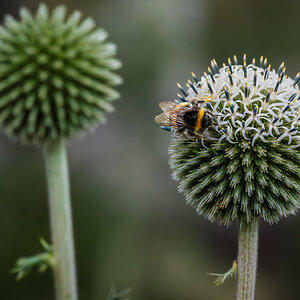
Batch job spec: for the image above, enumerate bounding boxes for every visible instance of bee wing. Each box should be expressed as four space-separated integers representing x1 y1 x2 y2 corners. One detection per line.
154 113 170 126
159 101 178 113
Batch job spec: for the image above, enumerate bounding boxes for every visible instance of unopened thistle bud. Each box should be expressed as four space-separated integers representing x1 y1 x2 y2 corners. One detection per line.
0 4 122 144
156 55 300 225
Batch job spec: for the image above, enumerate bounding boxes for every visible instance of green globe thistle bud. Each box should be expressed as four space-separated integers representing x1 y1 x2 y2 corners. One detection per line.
156 55 300 225
0 4 122 144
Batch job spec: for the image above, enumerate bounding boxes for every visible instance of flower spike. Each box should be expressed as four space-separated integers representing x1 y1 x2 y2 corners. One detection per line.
265 92 271 103
206 102 213 111
177 83 188 97
191 72 200 83
228 69 233 86
206 79 214 94
187 80 198 94
228 57 233 73
288 92 297 102
243 54 247 78
177 93 188 102
224 87 230 100
259 56 264 68
293 72 300 87
244 84 249 98
278 62 285 75
253 69 257 87
263 58 268 69
264 64 271 80
233 55 238 65
212 59 219 73
207 67 215 83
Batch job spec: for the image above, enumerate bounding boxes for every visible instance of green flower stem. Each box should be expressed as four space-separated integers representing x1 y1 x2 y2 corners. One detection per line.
44 139 77 300
236 218 259 300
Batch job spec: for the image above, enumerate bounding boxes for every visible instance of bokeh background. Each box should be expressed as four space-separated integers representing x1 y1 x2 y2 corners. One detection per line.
1 0 300 299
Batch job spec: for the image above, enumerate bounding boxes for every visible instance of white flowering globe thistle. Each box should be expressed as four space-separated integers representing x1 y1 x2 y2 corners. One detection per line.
161 55 300 225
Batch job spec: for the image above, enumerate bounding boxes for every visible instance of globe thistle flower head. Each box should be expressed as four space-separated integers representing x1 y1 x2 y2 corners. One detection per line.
0 4 122 144
156 55 300 225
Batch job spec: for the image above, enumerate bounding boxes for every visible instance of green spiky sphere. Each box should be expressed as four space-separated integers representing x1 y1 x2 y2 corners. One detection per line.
0 4 122 143
170 138 300 225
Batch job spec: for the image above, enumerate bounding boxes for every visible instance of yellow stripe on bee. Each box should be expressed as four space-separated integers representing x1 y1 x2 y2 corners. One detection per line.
195 108 205 131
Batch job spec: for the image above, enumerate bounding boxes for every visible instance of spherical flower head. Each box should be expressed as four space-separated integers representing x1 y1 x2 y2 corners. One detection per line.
157 55 300 225
0 4 122 144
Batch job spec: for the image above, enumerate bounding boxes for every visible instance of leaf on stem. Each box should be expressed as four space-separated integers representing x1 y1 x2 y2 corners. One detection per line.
208 260 238 286
106 284 131 300
11 238 53 281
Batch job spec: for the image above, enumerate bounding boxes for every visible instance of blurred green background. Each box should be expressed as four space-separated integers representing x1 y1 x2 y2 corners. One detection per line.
1 0 300 299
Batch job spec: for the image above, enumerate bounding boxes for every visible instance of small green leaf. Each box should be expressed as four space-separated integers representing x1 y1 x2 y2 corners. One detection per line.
106 284 131 300
208 260 238 286
11 238 53 281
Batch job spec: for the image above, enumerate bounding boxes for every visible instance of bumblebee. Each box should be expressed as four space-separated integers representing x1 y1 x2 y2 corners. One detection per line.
155 101 213 135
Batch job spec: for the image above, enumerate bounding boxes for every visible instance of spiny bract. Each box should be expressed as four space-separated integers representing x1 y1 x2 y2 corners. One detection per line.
162 55 300 225
0 4 122 143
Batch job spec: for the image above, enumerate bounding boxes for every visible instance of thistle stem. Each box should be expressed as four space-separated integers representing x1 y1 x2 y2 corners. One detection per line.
43 139 78 300
236 218 259 300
